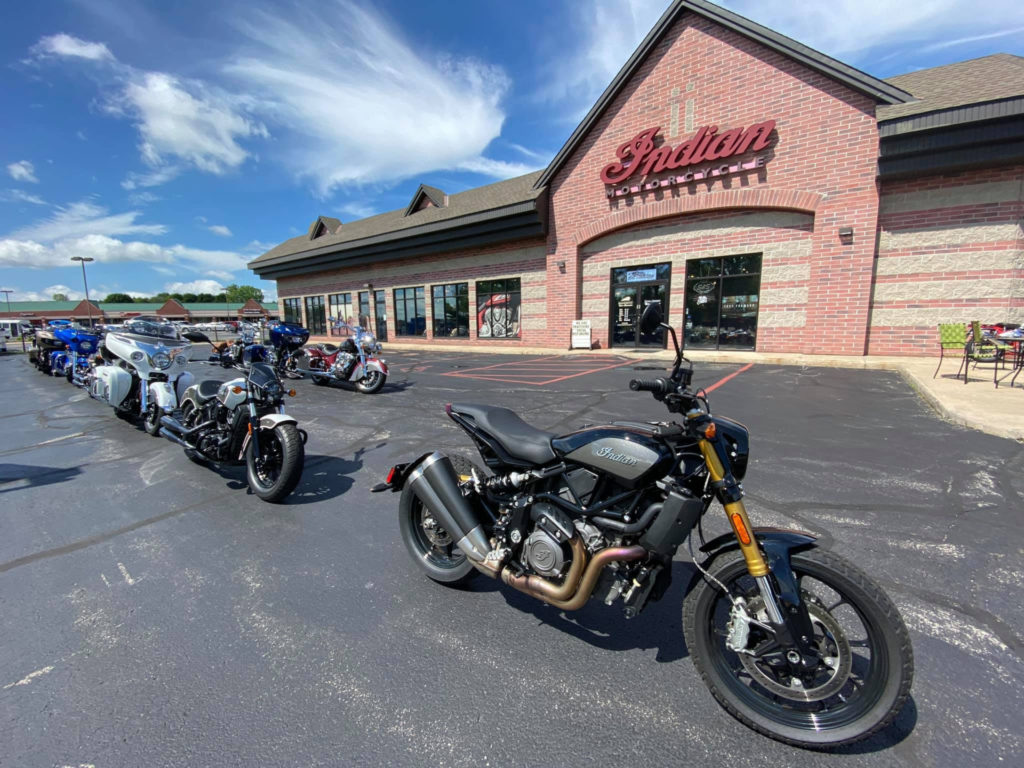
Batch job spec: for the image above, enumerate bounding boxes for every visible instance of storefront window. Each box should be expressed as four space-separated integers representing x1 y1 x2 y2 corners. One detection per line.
684 253 761 350
432 283 469 338
329 292 353 335
283 298 302 325
394 287 426 336
610 262 670 349
358 291 371 328
476 278 521 339
304 295 327 336
374 290 388 341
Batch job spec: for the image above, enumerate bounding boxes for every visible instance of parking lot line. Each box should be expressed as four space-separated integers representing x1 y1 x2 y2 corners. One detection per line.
442 354 637 386
703 362 754 393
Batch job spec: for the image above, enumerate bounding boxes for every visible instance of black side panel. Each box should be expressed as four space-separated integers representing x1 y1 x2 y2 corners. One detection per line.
639 488 704 556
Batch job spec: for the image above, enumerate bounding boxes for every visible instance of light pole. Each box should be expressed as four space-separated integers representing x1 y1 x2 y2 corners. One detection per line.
70 256 95 327
1 288 26 351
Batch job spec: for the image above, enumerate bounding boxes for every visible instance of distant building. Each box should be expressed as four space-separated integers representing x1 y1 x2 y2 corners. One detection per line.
0 298 279 327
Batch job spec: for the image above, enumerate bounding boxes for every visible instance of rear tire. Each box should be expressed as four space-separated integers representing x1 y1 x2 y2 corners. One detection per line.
311 373 329 386
398 454 482 586
245 423 304 502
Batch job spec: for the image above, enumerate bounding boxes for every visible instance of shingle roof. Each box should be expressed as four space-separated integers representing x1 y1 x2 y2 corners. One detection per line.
1 301 80 312
877 54 1024 122
99 303 162 312
250 171 544 267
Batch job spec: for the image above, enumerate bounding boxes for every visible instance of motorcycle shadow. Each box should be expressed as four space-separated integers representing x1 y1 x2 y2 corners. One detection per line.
281 449 367 504
465 560 699 664
0 463 82 494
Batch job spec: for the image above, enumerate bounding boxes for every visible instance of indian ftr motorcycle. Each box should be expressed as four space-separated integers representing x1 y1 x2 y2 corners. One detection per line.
302 323 388 394
158 336 306 502
87 316 201 435
374 304 913 748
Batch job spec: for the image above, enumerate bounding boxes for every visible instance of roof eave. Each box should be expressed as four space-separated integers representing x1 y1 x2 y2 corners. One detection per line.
534 0 914 190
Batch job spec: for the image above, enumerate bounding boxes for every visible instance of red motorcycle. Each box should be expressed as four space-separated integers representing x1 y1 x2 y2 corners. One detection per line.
302 323 389 394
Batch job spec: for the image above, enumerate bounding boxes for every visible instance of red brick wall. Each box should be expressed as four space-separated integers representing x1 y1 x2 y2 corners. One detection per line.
545 13 881 354
868 165 1024 355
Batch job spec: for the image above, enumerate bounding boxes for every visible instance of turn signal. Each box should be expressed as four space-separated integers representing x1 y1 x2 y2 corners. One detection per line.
703 422 717 439
730 512 752 545
288 389 296 397
231 386 243 394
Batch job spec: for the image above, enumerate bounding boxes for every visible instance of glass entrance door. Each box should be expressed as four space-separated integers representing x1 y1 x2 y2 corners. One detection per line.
684 253 761 350
373 290 388 341
610 263 670 349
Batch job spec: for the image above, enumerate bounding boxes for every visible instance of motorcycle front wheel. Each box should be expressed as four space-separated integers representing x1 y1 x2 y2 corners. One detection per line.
355 370 386 394
398 454 481 586
244 423 304 502
143 403 162 436
683 548 913 748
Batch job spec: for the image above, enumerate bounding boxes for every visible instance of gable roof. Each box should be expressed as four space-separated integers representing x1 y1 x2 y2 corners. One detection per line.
404 184 447 216
534 0 914 189
250 171 545 270
308 216 342 240
877 53 1024 124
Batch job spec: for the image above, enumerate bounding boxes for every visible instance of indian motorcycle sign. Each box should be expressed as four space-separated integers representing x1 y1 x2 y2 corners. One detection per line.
601 120 776 198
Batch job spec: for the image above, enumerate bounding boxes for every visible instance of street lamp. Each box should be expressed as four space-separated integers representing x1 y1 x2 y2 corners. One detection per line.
70 256 95 327
0 288 26 351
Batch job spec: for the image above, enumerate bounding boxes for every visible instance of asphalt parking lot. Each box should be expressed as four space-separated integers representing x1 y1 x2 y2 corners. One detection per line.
1 348 1022 767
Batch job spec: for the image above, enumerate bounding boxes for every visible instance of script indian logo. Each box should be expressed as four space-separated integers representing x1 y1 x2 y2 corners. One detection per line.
593 445 639 466
600 121 776 185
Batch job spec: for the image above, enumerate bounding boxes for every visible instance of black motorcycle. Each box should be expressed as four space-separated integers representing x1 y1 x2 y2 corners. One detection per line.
374 304 913 748
159 352 306 503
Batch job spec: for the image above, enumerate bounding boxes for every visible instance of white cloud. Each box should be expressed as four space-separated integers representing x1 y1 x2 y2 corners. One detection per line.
3 189 47 205
121 165 181 190
109 72 268 176
338 202 377 220
205 269 235 281
0 234 252 274
456 157 536 178
207 224 232 237
31 33 114 62
7 161 39 183
7 200 165 243
151 265 176 276
128 191 161 205
226 0 516 194
166 279 225 294
5 284 83 302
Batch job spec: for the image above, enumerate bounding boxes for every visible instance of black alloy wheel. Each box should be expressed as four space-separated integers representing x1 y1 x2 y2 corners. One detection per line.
683 548 913 748
245 423 304 502
398 454 481 586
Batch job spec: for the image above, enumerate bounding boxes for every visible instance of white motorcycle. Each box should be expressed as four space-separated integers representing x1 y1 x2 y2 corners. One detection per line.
87 316 201 435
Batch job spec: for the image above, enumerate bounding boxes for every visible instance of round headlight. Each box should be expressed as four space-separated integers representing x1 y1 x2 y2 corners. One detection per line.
152 352 172 369
175 354 188 367
80 341 93 352
130 351 145 363
264 381 283 400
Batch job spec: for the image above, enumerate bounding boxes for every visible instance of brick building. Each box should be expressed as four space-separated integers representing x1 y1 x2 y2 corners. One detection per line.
249 0 1023 356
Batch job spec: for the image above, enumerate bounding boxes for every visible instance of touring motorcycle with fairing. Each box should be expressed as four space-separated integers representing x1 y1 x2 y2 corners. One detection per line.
375 304 913 748
209 323 269 371
158 339 306 502
87 316 201 435
31 320 72 374
265 321 309 378
48 324 102 383
302 323 387 394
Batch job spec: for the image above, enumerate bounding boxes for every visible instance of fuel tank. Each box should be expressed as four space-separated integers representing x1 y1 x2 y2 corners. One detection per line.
552 424 674 488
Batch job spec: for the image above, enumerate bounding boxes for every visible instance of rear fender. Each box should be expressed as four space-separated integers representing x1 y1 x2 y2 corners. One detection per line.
174 371 195 404
370 452 434 493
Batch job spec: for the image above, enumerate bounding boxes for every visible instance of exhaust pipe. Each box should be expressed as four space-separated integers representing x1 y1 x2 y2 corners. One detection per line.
159 427 195 450
161 415 216 438
406 453 490 562
502 544 646 611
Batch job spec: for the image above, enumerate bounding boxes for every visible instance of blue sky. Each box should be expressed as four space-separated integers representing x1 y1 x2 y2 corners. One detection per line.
2 0 1022 303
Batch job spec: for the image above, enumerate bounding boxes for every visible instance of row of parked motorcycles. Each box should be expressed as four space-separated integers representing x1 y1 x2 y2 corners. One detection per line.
28 316 384 502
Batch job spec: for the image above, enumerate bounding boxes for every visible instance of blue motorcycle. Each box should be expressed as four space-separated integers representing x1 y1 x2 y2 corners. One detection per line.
208 323 269 371
49 325 102 383
266 322 309 379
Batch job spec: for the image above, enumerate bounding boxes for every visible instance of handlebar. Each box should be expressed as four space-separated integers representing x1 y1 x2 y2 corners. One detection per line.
629 378 674 395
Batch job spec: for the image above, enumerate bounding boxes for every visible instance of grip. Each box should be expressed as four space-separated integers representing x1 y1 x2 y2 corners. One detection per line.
629 378 672 394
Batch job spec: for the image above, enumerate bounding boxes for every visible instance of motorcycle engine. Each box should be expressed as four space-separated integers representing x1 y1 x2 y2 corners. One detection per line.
523 503 575 577
332 351 356 375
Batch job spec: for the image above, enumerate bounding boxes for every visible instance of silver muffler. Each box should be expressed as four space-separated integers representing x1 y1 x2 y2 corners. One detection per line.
406 453 490 562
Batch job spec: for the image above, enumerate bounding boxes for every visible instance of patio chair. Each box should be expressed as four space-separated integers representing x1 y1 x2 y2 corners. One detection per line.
934 323 967 379
963 321 1005 386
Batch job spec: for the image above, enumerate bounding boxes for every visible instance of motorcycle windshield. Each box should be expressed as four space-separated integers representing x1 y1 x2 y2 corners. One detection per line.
123 316 180 341
247 362 278 389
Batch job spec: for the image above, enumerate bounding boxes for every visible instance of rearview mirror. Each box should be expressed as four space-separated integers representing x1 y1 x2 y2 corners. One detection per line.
639 300 664 335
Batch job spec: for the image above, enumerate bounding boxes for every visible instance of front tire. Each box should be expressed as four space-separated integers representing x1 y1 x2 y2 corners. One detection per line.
245 423 304 502
683 548 913 748
143 402 162 436
398 454 481 586
355 370 386 394
311 373 329 386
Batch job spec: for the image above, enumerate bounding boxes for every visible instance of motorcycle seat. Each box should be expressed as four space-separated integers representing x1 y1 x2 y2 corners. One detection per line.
317 343 339 353
195 379 222 401
449 403 556 465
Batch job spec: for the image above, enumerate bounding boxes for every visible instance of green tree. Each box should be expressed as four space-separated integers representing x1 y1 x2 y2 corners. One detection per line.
103 293 135 303
52 293 69 301
195 293 216 302
224 284 264 303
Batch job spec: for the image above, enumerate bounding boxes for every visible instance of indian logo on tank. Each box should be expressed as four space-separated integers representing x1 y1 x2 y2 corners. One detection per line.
593 445 639 466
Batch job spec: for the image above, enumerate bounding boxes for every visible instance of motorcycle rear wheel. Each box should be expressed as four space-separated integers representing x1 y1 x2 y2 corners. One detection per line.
245 423 304 502
683 548 913 748
398 454 481 586
310 373 329 386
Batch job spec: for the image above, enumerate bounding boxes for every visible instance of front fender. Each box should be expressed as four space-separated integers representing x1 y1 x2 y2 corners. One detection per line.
259 413 298 430
148 381 177 410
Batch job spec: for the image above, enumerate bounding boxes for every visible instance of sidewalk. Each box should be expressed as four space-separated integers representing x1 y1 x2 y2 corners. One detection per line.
367 339 1024 442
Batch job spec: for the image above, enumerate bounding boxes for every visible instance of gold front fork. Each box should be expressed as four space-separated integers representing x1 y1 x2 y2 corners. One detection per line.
698 439 769 578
